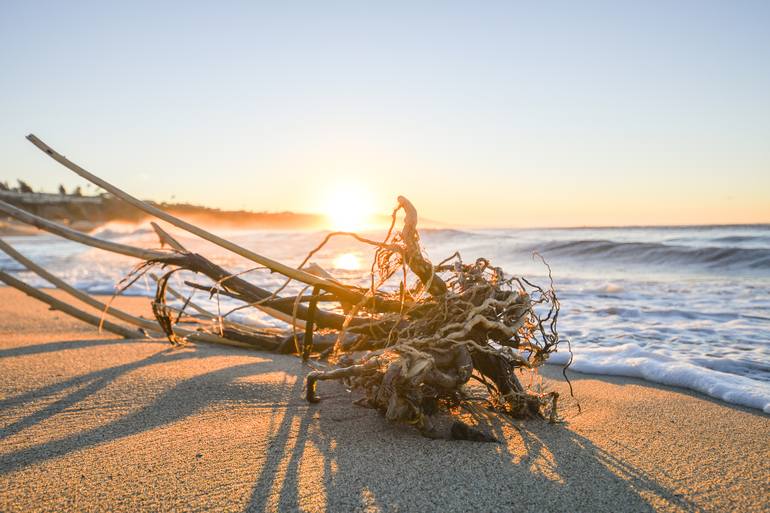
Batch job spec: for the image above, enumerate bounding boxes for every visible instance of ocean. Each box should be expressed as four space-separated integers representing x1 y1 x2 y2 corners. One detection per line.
2 222 769 413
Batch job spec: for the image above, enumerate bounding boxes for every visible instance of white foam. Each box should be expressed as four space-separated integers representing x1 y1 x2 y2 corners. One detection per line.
548 343 770 414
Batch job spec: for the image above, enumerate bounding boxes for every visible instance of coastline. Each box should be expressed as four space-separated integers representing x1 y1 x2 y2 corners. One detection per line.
0 221 40 237
0 287 768 512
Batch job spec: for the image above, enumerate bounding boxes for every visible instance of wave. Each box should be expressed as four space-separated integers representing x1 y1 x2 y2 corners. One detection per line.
547 343 770 413
708 235 768 244
533 239 770 271
663 234 770 249
419 228 477 238
90 222 154 239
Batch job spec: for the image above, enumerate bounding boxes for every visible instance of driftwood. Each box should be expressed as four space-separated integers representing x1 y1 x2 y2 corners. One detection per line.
0 238 161 334
1 134 569 441
0 239 281 350
26 134 406 314
0 270 140 339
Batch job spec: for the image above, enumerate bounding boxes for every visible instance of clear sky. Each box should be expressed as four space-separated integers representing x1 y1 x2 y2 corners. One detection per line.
1 1 769 227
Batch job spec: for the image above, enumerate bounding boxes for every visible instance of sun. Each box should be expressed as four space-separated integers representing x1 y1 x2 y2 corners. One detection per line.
323 184 374 232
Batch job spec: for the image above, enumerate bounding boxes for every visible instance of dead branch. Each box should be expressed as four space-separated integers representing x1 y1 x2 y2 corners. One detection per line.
27 134 402 312
0 270 140 339
7 134 569 441
397 195 447 297
143 252 383 333
0 199 165 260
150 222 186 251
0 238 162 334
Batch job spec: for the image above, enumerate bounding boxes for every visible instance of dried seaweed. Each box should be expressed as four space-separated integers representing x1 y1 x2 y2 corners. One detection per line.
2 134 575 441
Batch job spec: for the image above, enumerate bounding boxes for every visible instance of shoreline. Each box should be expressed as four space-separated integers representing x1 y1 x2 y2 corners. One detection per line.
1 287 768 512
0 221 40 237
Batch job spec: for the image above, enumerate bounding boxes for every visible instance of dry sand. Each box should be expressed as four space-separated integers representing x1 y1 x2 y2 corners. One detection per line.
0 287 768 512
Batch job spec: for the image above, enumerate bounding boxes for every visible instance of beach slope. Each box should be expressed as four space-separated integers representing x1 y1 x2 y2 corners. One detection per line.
0 287 768 512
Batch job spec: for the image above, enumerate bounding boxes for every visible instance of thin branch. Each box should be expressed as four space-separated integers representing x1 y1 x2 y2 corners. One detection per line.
151 222 187 251
0 271 140 339
27 134 397 309
0 238 161 334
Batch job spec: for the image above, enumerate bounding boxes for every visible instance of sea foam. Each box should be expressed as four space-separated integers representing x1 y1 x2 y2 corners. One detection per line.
547 344 770 413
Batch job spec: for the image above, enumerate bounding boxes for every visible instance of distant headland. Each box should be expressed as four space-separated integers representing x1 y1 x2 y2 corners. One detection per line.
0 180 325 233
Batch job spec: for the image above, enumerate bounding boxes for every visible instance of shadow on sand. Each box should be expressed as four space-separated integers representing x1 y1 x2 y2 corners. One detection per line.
0 337 727 512
243 378 699 513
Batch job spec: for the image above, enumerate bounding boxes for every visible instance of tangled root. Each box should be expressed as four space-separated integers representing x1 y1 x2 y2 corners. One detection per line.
302 199 567 441
137 195 569 441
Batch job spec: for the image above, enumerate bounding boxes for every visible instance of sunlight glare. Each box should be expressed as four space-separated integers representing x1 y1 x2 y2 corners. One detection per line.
323 184 374 232
333 252 362 271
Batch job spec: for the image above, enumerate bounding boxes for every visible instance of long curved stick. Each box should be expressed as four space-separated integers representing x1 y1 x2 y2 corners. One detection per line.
0 240 269 349
0 199 164 260
0 238 161 333
0 270 140 339
0 199 308 325
26 134 383 308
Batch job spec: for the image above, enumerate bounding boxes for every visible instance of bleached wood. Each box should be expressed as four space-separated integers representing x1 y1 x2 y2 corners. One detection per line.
27 134 369 305
0 270 140 339
0 238 161 334
0 199 165 260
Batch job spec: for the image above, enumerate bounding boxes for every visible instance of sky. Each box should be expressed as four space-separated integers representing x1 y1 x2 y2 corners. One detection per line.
1 1 769 228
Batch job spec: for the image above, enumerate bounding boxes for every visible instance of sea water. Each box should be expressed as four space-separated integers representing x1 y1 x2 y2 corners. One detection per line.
2 223 769 413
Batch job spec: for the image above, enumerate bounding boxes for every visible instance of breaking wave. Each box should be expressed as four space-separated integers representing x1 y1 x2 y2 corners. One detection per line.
534 239 770 272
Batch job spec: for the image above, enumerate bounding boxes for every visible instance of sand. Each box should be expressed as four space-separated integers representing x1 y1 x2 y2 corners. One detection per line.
0 287 768 512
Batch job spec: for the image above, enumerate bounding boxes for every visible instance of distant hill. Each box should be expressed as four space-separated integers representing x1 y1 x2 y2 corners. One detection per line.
0 190 325 230
160 203 325 229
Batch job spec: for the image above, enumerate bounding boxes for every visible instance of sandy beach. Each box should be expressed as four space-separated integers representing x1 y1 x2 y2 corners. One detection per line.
0 287 768 512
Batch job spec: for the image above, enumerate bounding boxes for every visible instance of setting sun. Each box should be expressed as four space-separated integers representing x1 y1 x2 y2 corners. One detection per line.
323 184 374 232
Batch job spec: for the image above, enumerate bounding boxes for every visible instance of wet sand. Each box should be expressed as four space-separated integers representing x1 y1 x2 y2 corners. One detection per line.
0 287 768 512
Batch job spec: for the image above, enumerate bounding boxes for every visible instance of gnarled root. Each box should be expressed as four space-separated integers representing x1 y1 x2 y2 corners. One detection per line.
11 135 571 442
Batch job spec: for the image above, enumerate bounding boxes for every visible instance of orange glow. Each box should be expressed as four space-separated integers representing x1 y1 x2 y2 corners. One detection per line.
322 184 374 232
333 252 362 271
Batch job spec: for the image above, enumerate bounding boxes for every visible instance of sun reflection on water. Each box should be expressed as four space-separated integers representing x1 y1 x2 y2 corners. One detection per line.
333 252 361 271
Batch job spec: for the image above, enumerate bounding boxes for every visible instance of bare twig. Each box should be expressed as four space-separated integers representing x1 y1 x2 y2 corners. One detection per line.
27 134 401 311
150 222 187 251
0 271 140 339
0 238 161 334
11 134 568 440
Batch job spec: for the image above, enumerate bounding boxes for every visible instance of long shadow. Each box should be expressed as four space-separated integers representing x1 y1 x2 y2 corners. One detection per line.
506 422 696 512
0 337 237 415
0 336 722 511
0 337 130 358
246 375 312 512
0 347 195 440
244 383 700 513
0 345 274 474
0 346 180 414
